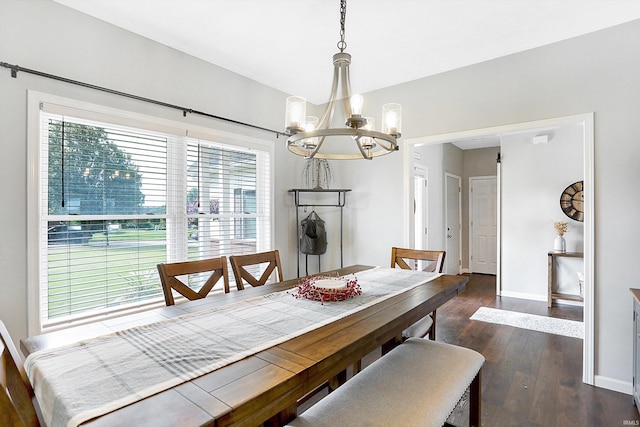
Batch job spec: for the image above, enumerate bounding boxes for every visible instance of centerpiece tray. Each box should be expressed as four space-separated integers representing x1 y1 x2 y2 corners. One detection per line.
293 275 361 303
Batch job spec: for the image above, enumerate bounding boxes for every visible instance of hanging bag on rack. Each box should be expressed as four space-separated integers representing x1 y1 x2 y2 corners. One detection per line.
300 211 327 255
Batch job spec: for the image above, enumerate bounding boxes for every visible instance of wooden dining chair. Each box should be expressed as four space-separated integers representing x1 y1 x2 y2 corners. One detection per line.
1 320 42 427
391 247 446 274
391 247 446 340
229 250 283 290
157 256 230 306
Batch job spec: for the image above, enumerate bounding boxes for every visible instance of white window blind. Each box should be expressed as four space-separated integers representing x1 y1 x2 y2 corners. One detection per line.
35 105 272 330
184 139 271 262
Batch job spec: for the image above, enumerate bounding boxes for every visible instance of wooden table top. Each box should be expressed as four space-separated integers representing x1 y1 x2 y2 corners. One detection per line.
22 265 469 427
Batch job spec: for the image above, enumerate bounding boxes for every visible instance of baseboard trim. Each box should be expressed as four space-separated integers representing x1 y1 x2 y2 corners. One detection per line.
499 290 547 302
553 299 584 307
498 291 584 307
594 375 632 395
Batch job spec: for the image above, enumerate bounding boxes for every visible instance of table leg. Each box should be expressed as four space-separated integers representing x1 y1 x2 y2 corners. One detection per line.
548 253 553 307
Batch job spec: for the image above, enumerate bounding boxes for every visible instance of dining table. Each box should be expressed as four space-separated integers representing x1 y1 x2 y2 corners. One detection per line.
21 265 469 427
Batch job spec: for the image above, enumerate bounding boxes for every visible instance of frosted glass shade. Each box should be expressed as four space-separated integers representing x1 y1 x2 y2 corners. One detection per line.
350 94 364 115
382 103 402 136
302 116 319 149
285 96 306 133
304 116 319 132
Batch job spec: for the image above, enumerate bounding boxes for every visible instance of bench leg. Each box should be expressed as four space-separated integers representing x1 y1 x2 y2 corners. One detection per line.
271 405 297 426
469 370 482 427
381 334 403 355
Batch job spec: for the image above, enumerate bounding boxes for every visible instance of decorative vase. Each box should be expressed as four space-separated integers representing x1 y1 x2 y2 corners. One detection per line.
577 272 584 298
302 158 334 189
553 235 566 253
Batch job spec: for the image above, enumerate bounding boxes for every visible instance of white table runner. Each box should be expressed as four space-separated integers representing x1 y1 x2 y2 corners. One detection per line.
25 267 441 427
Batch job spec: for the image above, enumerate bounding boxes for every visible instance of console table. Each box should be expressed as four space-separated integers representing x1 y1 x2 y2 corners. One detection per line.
547 251 584 307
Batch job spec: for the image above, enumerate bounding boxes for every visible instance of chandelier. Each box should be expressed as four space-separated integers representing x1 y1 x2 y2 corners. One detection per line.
284 0 402 160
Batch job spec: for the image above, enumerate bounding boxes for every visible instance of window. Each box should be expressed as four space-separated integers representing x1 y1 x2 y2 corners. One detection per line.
29 94 272 333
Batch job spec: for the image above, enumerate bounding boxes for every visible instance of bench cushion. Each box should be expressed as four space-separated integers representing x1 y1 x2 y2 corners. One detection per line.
288 338 484 427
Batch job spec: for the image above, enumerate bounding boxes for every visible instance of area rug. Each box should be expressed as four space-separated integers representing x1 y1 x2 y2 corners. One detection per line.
470 306 584 339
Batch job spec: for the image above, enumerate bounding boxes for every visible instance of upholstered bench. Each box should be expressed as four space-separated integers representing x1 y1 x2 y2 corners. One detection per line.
287 338 485 427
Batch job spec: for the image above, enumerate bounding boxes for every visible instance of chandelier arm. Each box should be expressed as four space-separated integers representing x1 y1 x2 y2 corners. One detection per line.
306 135 328 159
340 64 352 118
289 129 396 141
354 135 373 160
318 66 340 129
327 99 338 130
288 129 397 159
374 136 399 151
319 98 337 137
343 61 353 101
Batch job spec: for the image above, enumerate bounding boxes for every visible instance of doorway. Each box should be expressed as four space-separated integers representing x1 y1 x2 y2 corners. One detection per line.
413 166 428 249
402 113 594 385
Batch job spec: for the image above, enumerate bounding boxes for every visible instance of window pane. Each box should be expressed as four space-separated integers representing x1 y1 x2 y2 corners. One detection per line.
44 118 169 323
46 219 166 319
38 111 271 329
47 120 167 215
186 141 264 261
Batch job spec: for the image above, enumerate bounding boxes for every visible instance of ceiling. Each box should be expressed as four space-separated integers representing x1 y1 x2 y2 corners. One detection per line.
53 0 640 106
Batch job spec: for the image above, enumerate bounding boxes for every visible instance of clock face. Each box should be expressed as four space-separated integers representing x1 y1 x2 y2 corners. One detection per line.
560 181 584 222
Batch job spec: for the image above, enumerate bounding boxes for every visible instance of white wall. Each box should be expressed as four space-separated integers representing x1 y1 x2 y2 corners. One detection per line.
443 143 464 178
329 151 404 268
415 144 445 251
343 19 640 391
2 0 640 393
500 125 584 300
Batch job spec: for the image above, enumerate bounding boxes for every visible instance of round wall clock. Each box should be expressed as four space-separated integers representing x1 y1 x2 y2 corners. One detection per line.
560 181 584 222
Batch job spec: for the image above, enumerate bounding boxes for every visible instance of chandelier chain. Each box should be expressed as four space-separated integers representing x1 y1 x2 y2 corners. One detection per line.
337 0 347 52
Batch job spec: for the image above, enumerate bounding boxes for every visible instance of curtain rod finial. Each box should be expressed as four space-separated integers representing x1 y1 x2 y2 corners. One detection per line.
0 62 18 78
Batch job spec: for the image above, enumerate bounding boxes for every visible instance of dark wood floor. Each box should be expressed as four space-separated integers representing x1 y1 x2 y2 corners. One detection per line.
300 273 639 426
441 273 638 427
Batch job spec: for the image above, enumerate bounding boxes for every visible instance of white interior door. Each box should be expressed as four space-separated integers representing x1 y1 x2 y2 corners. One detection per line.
470 176 498 274
413 166 428 249
445 174 461 274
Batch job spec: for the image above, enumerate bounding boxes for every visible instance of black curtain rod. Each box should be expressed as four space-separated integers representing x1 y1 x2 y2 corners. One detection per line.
1 61 287 138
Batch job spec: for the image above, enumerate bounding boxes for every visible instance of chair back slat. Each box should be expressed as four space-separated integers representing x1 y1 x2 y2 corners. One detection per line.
390 247 445 341
391 247 446 273
0 321 41 426
157 256 230 306
230 250 283 290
